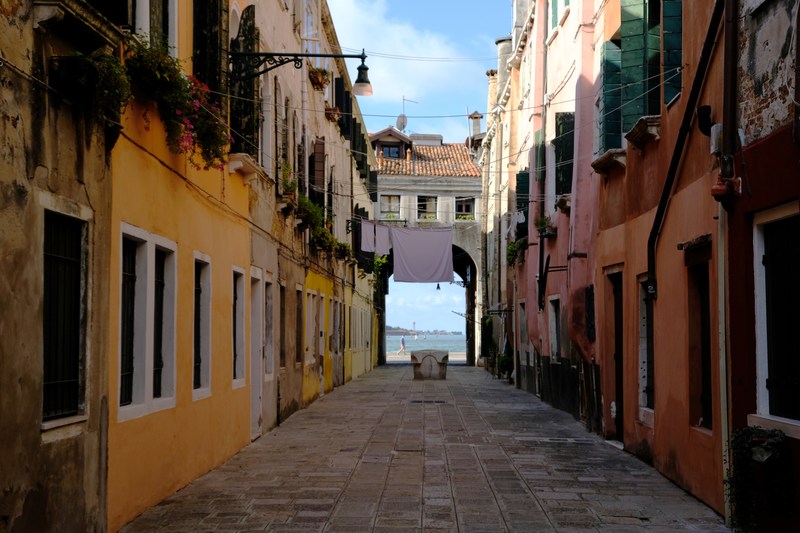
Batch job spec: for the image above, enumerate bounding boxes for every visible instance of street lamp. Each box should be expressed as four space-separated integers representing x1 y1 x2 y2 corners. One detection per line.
229 49 373 96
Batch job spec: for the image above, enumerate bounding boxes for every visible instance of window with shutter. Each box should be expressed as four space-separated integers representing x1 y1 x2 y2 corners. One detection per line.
620 0 661 132
600 40 622 153
229 5 258 156
554 112 574 196
662 0 683 103
516 170 530 238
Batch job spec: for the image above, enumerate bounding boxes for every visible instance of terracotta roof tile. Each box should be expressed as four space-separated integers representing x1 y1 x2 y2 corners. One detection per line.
376 144 480 177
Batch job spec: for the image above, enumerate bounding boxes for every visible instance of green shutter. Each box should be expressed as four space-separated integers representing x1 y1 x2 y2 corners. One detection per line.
516 170 530 238
554 112 574 196
663 0 682 103
601 40 622 152
535 130 546 183
620 0 661 132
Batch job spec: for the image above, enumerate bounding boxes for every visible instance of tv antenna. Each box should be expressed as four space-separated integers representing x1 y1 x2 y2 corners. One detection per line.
396 96 418 132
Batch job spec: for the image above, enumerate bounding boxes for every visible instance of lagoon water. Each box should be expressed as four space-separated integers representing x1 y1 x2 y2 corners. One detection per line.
385 333 466 354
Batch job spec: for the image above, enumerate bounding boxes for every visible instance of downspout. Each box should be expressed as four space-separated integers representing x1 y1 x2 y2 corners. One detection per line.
718 0 739 524
644 0 725 298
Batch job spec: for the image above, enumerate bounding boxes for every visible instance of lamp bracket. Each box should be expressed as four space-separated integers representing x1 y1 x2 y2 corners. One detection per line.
230 50 367 82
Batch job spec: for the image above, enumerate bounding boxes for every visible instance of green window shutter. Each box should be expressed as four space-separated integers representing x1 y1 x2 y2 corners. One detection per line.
516 170 530 238
601 40 622 152
620 0 647 132
663 0 683 103
535 130 546 183
620 0 661 132
551 0 558 28
554 112 574 196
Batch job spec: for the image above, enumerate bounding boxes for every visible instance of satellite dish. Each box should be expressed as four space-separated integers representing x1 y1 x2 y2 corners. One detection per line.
396 113 407 131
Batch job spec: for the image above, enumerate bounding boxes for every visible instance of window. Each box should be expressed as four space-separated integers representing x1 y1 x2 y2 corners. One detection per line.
554 113 574 196
380 195 400 219
662 0 683 103
550 0 570 29
518 301 528 364
264 281 274 375
381 145 401 158
638 280 655 411
417 196 437 220
193 255 212 398
686 244 712 429
43 210 86 422
620 0 661 131
232 269 245 385
456 197 475 220
514 171 528 236
135 0 177 51
548 296 561 358
599 40 622 153
118 224 177 419
229 4 259 156
279 284 286 368
754 208 800 421
295 288 303 364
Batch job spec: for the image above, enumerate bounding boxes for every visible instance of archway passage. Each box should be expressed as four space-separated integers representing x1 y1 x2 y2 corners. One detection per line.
377 244 478 366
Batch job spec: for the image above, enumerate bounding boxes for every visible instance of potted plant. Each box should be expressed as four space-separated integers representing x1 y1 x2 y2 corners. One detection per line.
125 35 230 170
334 241 352 260
325 106 340 122
308 66 330 90
535 214 557 238
281 160 297 197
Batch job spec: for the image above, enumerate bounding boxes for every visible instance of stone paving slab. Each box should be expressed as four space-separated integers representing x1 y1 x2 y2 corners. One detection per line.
121 365 730 532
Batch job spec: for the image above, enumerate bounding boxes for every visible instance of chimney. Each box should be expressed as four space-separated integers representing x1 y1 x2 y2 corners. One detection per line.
469 111 483 138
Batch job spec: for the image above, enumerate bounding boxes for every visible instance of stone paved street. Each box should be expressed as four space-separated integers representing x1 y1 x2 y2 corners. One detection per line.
121 364 730 532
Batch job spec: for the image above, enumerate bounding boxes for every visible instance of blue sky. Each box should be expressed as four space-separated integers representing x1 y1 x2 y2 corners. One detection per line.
328 0 512 143
329 1 511 333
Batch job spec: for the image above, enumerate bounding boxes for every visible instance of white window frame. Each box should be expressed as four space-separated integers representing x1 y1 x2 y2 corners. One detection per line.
232 266 246 388
135 0 178 53
380 194 401 219
118 223 177 421
193 252 213 400
749 202 800 438
417 195 438 220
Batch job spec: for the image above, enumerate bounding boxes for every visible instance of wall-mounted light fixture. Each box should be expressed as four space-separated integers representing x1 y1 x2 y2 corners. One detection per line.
229 49 373 96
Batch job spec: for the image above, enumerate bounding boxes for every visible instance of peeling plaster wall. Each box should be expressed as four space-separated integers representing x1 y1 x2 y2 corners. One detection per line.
1 2 111 531
739 0 797 140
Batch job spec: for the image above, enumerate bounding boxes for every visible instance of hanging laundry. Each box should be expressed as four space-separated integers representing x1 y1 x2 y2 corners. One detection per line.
375 223 391 255
391 226 454 283
360 220 376 252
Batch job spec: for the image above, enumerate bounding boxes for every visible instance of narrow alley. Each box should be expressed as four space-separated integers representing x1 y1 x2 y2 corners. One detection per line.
121 365 729 532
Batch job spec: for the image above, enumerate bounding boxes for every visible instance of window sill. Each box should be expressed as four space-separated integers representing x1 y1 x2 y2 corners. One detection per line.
118 397 176 422
192 386 211 402
232 377 246 390
748 413 800 440
41 414 88 432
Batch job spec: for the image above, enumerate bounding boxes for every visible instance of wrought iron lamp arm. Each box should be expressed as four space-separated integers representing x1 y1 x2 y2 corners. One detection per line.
230 50 368 81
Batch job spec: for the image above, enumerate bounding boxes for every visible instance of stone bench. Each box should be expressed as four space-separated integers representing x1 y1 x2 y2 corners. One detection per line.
410 350 448 380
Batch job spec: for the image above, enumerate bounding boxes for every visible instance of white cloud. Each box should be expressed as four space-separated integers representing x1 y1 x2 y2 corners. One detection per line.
328 0 478 108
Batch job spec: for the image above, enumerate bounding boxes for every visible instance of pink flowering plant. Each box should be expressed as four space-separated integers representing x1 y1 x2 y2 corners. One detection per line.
125 36 230 170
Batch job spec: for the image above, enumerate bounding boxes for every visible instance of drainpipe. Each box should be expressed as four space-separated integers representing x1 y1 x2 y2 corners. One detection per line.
644 0 725 298
718 0 738 524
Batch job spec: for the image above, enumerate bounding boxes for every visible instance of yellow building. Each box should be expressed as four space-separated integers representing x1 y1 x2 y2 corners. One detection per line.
105 4 253 529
